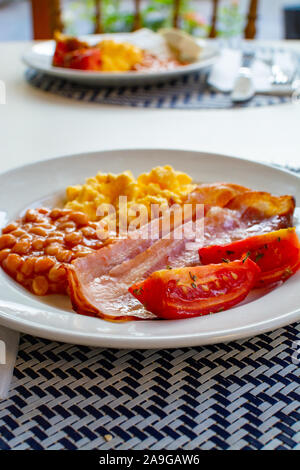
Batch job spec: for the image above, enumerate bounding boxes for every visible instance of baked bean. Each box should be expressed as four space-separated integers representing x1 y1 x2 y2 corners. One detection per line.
88 222 99 230
11 228 27 238
19 233 32 240
59 209 72 216
59 221 76 232
37 223 55 231
34 257 56 274
73 247 94 258
82 237 99 248
48 264 67 282
38 208 50 215
56 249 73 263
32 238 45 251
4 253 23 273
21 257 37 276
16 272 25 283
92 241 103 250
81 226 96 238
56 215 70 225
0 249 10 263
50 231 65 238
65 231 83 246
25 209 38 223
45 243 62 257
0 234 16 250
45 236 64 246
13 239 31 255
69 212 89 226
49 208 63 219
45 231 64 241
29 226 48 237
1 208 106 296
73 251 90 259
22 223 33 231
2 222 18 234
32 276 49 296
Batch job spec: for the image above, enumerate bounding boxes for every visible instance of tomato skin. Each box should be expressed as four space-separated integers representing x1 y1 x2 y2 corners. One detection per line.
52 41 69 67
53 39 87 67
63 48 102 71
199 228 300 287
129 259 260 320
52 35 101 70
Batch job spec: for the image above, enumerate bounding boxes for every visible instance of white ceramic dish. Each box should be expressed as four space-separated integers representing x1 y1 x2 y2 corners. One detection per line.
22 33 219 86
0 149 299 348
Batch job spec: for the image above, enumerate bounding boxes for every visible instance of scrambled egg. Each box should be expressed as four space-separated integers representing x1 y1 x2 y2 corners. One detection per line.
97 40 143 72
65 166 196 225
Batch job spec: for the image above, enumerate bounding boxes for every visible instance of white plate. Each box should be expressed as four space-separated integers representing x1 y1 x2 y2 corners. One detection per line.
0 149 299 348
22 33 219 86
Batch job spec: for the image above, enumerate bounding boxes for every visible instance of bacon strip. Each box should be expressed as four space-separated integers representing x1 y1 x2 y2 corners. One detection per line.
68 220 199 320
185 183 250 207
225 191 295 223
67 189 295 321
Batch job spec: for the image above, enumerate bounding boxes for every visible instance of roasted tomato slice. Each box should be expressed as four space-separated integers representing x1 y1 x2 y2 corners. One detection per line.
199 228 300 287
129 259 260 320
64 48 102 71
52 40 69 67
52 33 89 67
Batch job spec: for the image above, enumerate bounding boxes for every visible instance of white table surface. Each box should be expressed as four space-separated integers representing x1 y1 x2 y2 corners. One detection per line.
0 40 300 173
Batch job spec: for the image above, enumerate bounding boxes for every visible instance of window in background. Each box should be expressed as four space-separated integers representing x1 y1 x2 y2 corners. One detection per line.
0 0 31 41
61 0 300 39
0 0 300 41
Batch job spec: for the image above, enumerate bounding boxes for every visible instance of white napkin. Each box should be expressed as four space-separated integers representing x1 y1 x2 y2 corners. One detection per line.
208 48 297 95
0 326 19 399
124 28 172 60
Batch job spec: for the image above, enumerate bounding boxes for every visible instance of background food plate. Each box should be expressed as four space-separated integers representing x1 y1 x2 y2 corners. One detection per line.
22 33 219 86
0 149 299 348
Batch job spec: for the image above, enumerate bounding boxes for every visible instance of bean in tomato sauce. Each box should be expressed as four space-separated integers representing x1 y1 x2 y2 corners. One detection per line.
0 207 103 296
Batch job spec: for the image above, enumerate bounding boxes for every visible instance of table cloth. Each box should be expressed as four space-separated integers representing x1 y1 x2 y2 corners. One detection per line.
0 39 299 451
1 41 300 170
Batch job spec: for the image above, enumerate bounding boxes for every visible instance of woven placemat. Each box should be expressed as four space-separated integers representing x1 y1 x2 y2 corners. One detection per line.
26 68 290 110
0 167 299 450
0 325 299 450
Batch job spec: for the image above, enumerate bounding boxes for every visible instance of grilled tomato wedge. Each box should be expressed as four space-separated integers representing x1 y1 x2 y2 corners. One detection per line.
199 228 300 287
129 259 260 320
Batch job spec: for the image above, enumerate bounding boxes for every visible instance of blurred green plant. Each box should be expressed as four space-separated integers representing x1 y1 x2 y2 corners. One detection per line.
217 1 243 37
63 0 243 38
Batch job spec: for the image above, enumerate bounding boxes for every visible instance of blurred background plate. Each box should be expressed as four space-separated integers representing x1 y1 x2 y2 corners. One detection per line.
22 33 219 86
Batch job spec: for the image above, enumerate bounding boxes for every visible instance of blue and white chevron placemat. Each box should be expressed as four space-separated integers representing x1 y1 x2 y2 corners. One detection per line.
0 324 299 450
26 68 290 110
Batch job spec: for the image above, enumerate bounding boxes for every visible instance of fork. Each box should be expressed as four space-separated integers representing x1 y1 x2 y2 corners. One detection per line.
270 63 291 85
262 50 296 86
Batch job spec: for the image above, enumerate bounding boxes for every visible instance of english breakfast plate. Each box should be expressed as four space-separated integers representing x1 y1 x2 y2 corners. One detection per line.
22 31 219 86
0 149 299 348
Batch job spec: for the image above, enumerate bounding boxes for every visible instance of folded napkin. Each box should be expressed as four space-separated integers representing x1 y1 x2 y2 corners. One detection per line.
121 28 172 60
0 326 19 399
208 48 297 95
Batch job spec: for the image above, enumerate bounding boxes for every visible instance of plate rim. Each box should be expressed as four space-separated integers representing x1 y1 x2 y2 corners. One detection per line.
1 147 299 185
0 148 299 349
0 305 299 349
